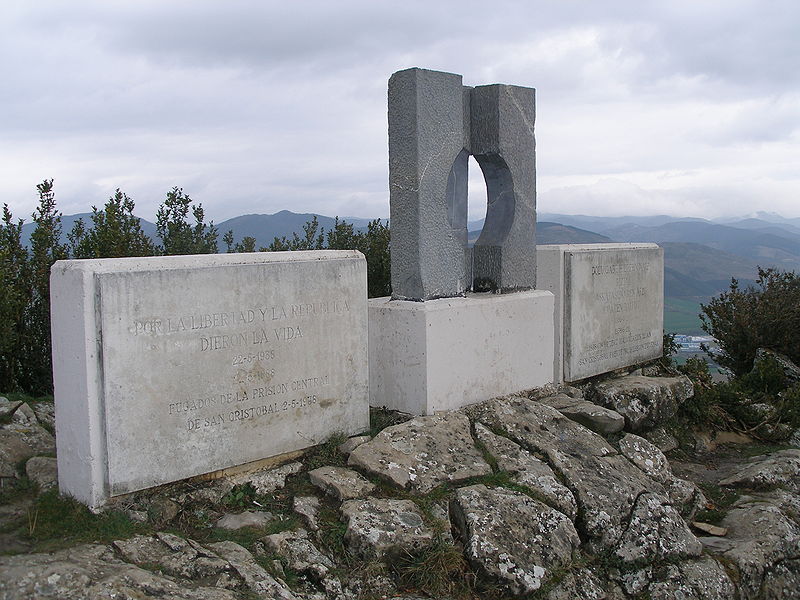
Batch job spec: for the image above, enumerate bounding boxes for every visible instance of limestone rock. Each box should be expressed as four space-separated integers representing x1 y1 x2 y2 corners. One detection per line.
230 461 303 495
451 484 580 595
614 493 702 564
466 396 617 459
718 496 800 598
0 430 33 479
31 401 56 430
542 568 607 600
474 422 577 519
113 533 228 578
348 412 491 493
308 465 376 500
0 407 56 466
0 397 22 418
207 540 297 600
11 401 37 425
216 510 273 530
340 498 434 560
147 496 180 527
539 393 625 434
761 558 800 600
588 375 693 432
647 557 737 600
645 426 679 452
25 456 58 490
618 433 703 516
468 396 664 549
261 528 339 593
754 347 800 383
718 449 800 493
789 428 800 448
338 434 371 455
293 495 321 531
551 450 666 550
0 543 238 600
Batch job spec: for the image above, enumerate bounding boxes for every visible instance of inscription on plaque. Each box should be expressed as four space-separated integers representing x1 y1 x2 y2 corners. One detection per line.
564 247 663 381
89 255 368 496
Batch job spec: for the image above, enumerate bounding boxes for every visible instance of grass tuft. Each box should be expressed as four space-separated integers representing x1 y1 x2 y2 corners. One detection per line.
394 535 473 597
25 489 146 551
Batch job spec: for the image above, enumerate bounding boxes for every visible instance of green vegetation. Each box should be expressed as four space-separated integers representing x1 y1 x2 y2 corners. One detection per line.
700 268 800 377
24 490 146 552
394 535 471 597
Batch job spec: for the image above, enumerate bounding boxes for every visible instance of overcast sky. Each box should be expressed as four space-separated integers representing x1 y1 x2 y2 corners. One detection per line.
2 1 798 223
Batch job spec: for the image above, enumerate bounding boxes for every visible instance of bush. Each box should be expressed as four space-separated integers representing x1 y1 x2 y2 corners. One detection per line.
68 190 155 259
700 268 800 377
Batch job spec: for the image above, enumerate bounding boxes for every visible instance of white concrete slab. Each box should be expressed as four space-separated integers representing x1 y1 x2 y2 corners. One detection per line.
368 290 554 415
537 244 663 382
51 251 368 508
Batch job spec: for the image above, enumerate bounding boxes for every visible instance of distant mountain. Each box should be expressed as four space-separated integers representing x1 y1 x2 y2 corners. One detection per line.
601 221 800 273
217 211 374 248
537 213 706 232
660 242 758 298
721 218 800 238
535 222 611 244
20 210 373 250
466 222 609 246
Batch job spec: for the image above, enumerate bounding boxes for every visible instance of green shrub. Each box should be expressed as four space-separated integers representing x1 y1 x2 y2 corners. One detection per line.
700 268 800 377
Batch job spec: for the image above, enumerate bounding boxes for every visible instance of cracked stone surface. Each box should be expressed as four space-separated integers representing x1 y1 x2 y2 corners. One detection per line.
619 433 704 517
451 484 580 595
717 495 800 598
647 558 737 600
466 396 618 459
588 375 693 432
25 456 57 490
348 412 491 493
260 528 342 596
340 498 434 560
468 396 664 549
614 492 702 564
308 465 376 500
538 393 625 434
474 422 577 519
215 510 273 530
293 495 321 531
541 568 608 600
230 461 303 495
113 532 229 578
0 402 56 479
718 449 800 493
0 543 238 600
207 540 297 600
761 558 800 599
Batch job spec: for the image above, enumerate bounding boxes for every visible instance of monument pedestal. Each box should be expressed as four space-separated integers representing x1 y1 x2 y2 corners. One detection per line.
368 290 555 415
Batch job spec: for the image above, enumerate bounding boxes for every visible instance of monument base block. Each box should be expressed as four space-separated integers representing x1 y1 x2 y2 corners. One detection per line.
368 290 555 415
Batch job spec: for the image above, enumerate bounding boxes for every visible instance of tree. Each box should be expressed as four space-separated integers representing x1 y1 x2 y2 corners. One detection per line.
156 187 218 255
360 219 391 298
17 180 68 394
700 267 800 377
68 189 155 258
267 215 324 251
0 204 29 390
223 230 258 253
264 215 391 298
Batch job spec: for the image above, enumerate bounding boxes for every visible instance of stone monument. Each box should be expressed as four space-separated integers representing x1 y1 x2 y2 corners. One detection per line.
51 251 369 508
370 68 554 415
537 243 664 382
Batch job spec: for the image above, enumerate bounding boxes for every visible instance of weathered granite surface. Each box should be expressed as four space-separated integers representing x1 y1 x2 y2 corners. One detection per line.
3 379 798 599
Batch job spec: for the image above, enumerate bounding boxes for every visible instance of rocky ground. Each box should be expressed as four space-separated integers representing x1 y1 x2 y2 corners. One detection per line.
1 372 799 599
